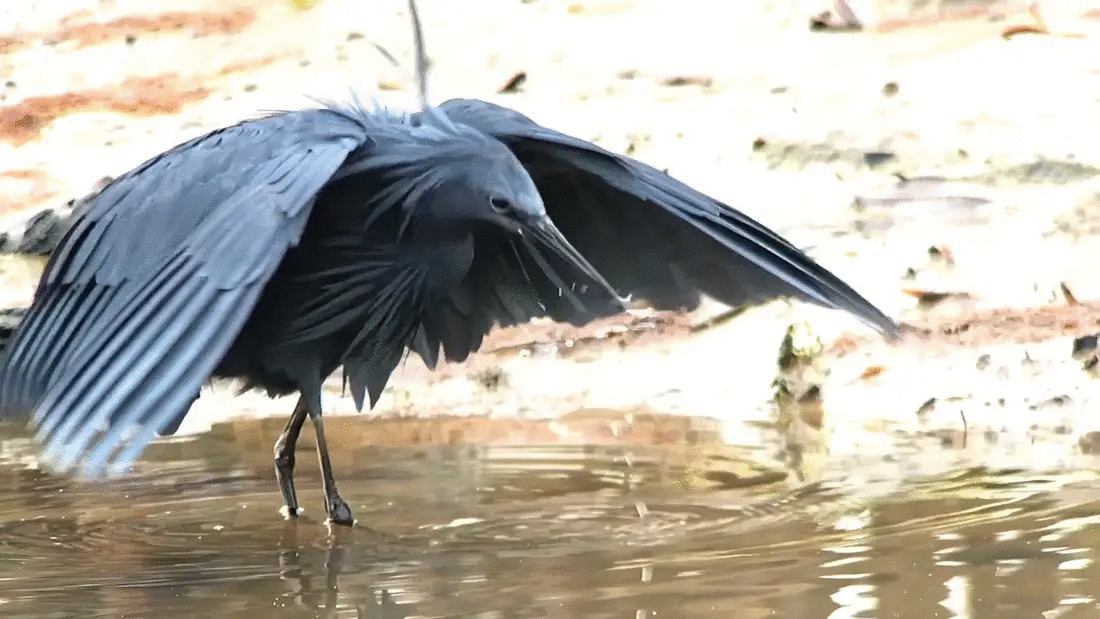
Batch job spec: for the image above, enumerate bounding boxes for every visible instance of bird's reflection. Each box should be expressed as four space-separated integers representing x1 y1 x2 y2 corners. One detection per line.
277 521 415 619
356 590 408 619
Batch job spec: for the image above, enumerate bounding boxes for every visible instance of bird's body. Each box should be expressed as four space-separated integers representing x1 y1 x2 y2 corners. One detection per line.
0 98 896 525
214 113 479 404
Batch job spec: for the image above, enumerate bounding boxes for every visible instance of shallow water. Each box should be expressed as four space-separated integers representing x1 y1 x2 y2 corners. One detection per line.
3 416 1100 619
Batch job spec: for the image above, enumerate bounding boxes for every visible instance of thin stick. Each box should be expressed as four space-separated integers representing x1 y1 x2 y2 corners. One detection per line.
370 42 401 69
960 410 967 449
408 0 431 109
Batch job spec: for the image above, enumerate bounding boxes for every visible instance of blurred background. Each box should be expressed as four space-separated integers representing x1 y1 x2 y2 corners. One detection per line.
5 1 1100 617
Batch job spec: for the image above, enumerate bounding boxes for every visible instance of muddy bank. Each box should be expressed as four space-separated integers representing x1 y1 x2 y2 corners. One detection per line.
2 0 1100 485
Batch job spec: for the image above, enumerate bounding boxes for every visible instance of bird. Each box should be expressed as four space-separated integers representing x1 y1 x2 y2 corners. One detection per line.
0 1 896 526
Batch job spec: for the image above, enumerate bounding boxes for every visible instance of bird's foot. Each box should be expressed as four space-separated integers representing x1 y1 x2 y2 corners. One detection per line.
280 504 304 520
326 496 355 527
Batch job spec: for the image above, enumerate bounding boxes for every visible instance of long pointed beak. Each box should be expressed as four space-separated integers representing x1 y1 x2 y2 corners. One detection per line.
521 216 627 308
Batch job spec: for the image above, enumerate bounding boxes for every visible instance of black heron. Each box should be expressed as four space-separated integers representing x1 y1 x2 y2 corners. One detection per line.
0 1 896 526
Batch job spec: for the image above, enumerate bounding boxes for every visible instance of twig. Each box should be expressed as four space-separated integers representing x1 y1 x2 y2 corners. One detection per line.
960 410 967 449
408 0 431 109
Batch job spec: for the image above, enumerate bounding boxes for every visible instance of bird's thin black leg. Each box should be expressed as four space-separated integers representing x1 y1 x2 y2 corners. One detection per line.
306 397 354 526
274 396 311 519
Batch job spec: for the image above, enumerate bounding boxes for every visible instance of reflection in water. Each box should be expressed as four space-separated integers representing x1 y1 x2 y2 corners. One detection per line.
2 417 1100 618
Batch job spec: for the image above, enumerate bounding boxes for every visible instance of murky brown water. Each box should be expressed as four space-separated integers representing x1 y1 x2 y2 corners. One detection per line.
3 416 1100 619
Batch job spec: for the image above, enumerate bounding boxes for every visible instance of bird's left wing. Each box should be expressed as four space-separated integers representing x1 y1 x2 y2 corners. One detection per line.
0 109 367 477
437 98 896 335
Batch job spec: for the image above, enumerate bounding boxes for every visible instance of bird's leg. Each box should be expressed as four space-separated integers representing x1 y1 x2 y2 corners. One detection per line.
305 397 354 526
274 396 311 519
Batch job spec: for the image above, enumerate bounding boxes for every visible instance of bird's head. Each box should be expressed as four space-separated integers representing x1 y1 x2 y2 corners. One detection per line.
430 138 545 234
419 133 623 307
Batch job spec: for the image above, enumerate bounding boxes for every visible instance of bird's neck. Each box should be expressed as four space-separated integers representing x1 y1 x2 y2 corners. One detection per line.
400 222 476 295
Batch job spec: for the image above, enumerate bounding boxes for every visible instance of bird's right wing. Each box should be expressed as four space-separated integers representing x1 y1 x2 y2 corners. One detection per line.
438 98 897 335
0 110 367 478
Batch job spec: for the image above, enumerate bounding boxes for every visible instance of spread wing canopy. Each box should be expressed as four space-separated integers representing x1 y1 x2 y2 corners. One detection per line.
435 98 897 336
0 109 368 477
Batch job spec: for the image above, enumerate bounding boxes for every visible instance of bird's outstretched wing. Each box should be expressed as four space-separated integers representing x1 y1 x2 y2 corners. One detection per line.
436 98 897 334
0 110 367 477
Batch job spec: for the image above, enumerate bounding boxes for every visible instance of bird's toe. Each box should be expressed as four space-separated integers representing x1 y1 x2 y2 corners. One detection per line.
328 497 355 526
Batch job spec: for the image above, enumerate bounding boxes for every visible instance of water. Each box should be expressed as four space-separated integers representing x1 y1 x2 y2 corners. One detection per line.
3 415 1100 619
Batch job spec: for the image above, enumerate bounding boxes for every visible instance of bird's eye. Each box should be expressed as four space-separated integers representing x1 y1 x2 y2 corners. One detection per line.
490 194 513 214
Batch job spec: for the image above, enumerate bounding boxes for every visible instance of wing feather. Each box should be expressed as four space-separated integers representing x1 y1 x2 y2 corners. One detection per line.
338 266 427 409
79 284 258 477
416 227 620 366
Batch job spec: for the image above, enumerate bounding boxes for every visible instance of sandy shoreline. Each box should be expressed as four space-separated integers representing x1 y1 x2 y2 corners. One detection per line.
4 0 1100 484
